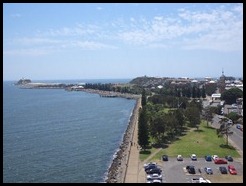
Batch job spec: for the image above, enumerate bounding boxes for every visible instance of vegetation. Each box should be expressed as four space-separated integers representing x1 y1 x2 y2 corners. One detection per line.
221 87 243 104
136 83 240 162
84 82 143 94
216 118 233 145
205 83 217 96
138 107 149 151
202 106 214 127
145 121 240 162
226 112 241 124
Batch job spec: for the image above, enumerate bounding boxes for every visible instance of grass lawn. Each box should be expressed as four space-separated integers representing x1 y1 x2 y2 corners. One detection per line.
141 120 240 162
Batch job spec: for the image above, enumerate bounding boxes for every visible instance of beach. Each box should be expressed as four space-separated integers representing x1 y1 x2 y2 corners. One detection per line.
105 97 141 183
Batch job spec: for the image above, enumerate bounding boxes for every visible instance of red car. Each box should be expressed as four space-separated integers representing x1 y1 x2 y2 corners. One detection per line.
228 165 237 175
214 158 227 164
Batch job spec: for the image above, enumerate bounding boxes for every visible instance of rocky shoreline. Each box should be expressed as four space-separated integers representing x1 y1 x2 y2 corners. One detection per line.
79 88 141 100
104 97 141 183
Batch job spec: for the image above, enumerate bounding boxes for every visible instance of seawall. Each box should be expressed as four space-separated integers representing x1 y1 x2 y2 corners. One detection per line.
104 97 141 183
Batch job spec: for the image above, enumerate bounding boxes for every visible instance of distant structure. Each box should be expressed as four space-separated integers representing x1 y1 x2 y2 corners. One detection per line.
218 69 226 94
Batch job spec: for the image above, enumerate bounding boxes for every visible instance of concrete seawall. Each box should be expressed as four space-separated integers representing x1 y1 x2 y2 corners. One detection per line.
105 97 141 183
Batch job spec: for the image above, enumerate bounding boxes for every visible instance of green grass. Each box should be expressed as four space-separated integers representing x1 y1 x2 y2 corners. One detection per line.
145 120 240 162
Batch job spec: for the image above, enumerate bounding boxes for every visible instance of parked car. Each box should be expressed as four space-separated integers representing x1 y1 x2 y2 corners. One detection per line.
146 168 162 175
204 167 213 174
219 166 228 174
212 155 219 160
228 165 237 175
190 154 197 161
177 155 183 161
145 164 157 172
150 179 162 183
191 177 211 183
205 155 212 161
225 155 233 162
186 165 196 174
144 162 157 169
214 158 227 164
162 155 168 161
147 173 162 181
236 124 241 129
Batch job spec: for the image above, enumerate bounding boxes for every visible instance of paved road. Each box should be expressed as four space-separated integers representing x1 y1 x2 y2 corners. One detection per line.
212 114 243 160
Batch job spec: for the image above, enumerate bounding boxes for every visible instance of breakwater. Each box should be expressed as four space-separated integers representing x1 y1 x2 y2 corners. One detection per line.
16 82 140 100
104 97 141 183
79 89 141 100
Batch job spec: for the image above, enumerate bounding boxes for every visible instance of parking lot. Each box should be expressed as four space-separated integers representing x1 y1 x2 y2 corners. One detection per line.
141 157 243 183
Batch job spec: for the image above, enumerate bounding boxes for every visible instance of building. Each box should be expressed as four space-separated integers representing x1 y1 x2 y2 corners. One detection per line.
218 70 226 94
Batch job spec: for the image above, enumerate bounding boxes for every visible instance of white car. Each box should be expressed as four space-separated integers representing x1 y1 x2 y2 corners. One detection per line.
147 173 162 181
212 155 219 160
190 154 197 161
152 179 162 183
177 155 183 161
147 179 162 183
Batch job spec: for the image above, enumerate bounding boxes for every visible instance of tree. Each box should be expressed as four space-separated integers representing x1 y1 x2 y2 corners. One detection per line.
226 112 241 124
205 83 217 96
216 118 233 145
185 106 201 130
138 107 149 150
201 85 206 98
192 86 196 98
203 106 213 127
149 112 166 144
173 109 185 135
197 87 201 98
141 88 147 107
221 88 243 104
186 87 191 98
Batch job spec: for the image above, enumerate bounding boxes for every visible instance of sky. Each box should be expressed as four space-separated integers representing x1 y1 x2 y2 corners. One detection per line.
3 3 243 81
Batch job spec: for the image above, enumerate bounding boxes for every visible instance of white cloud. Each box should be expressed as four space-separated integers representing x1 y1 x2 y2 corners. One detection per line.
96 7 102 10
117 4 243 51
74 41 117 50
154 16 163 21
5 4 243 55
40 24 100 37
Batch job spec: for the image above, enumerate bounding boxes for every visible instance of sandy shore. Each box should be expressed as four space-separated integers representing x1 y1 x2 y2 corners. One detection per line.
104 97 141 183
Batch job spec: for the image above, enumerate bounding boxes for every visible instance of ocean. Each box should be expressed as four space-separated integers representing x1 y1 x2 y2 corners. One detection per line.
3 79 136 183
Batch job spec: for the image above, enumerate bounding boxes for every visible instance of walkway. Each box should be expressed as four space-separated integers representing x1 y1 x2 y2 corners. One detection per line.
124 106 140 183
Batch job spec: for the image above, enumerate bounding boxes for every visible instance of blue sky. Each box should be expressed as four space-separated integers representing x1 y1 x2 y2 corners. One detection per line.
3 3 243 80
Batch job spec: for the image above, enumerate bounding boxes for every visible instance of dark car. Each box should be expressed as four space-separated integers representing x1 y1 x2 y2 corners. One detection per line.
162 155 168 161
219 166 228 174
236 124 241 129
145 164 157 172
186 165 196 174
225 155 233 162
205 155 212 161
146 168 162 175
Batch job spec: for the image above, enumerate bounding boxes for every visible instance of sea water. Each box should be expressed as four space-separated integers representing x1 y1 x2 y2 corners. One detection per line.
3 80 135 183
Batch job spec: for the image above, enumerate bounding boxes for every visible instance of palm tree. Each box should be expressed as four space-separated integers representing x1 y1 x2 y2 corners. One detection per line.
216 118 233 145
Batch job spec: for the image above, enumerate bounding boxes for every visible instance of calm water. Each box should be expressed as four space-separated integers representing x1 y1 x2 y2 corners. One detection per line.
3 80 136 183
